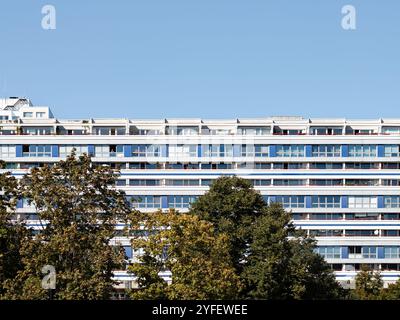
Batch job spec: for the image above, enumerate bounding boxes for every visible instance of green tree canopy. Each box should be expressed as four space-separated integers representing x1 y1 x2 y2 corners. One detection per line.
190 176 345 299
0 171 32 297
129 210 242 300
189 176 265 273
2 152 131 299
354 265 384 300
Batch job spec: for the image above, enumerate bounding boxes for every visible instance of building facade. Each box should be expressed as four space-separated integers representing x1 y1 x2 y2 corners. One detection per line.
1 98 400 290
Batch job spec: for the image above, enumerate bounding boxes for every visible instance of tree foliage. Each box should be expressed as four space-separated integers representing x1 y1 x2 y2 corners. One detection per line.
129 210 242 300
1 152 131 299
0 170 32 297
190 177 345 299
354 266 384 300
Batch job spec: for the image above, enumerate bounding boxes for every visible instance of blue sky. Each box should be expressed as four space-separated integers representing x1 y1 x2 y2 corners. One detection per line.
0 0 399 119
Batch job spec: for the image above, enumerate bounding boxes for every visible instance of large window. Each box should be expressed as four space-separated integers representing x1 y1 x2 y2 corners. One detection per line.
59 145 88 157
169 144 197 157
203 144 233 157
168 195 198 209
384 196 400 208
384 145 400 157
22 145 51 157
130 196 162 209
315 247 341 259
276 145 305 157
362 247 377 259
348 145 377 157
255 145 269 157
312 145 341 157
94 145 124 157
348 196 378 209
0 145 16 158
312 196 341 208
274 196 305 208
237 127 270 135
132 144 162 157
384 247 400 259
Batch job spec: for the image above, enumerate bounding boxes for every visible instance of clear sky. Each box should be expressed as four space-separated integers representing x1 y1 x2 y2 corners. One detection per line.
0 0 399 119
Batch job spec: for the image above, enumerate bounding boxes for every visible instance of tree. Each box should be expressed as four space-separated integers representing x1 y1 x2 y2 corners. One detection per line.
0 169 32 297
189 176 265 274
2 152 131 299
242 203 345 299
354 265 384 300
382 280 400 300
128 210 242 300
190 177 344 299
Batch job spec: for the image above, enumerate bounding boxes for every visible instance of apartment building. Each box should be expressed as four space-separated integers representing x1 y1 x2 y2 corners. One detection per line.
1 97 400 290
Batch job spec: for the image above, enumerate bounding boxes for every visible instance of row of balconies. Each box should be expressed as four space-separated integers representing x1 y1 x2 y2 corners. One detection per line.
1 125 400 136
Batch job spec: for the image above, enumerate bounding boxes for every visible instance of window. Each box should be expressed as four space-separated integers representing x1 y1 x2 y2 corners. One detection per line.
169 144 197 157
254 145 269 157
384 247 400 259
168 195 198 209
346 230 377 237
383 230 400 237
273 163 307 169
382 163 400 169
345 162 379 169
274 196 305 208
348 145 377 157
310 213 343 220
382 180 400 186
315 247 341 259
348 196 378 209
237 162 271 169
309 230 343 237
384 196 400 208
203 144 233 157
237 127 270 135
129 196 162 209
94 145 110 157
165 179 199 186
36 112 46 118
310 179 343 186
362 247 377 259
251 179 271 186
0 145 16 158
129 179 161 186
309 162 343 169
312 145 341 157
273 179 306 186
166 126 198 135
59 145 89 157
240 144 255 157
132 145 162 157
383 213 400 220
201 163 232 170
384 145 400 157
22 145 51 157
276 145 305 157
116 179 126 186
23 112 33 118
310 127 343 135
345 213 379 220
312 196 341 208
345 179 379 186
109 145 124 157
129 162 163 169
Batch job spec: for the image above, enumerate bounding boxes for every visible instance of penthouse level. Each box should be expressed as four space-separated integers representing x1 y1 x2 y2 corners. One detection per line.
2 98 400 136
